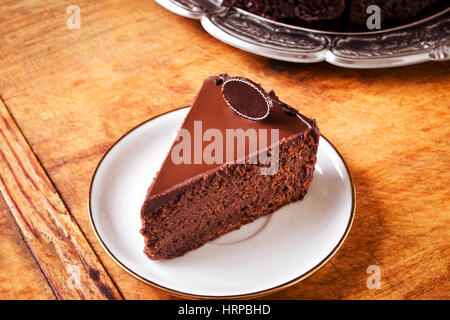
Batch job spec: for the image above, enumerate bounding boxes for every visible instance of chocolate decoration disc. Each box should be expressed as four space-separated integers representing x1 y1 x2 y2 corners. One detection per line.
222 78 272 120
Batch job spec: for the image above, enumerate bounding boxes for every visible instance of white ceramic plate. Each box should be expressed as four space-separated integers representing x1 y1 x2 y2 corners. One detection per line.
89 107 355 298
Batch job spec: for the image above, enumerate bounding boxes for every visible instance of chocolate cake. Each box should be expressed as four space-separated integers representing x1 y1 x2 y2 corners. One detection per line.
222 0 446 25
221 0 346 22
141 74 319 260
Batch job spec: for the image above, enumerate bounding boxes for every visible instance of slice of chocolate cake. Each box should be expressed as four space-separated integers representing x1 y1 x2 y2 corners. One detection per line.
141 74 320 260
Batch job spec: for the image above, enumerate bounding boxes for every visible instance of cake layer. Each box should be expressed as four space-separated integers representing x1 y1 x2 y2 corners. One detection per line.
141 133 319 259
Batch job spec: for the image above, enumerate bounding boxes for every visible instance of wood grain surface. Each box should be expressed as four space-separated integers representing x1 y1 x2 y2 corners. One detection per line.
0 0 449 299
0 196 55 299
0 99 122 299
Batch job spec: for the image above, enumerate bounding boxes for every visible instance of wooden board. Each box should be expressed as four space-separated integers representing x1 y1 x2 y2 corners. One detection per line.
0 99 122 300
0 196 55 300
0 0 449 299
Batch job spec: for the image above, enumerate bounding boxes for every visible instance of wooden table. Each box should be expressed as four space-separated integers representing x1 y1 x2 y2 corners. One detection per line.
0 0 449 300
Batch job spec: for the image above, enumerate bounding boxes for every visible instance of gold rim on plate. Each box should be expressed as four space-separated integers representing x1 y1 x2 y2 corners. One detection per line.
88 106 356 300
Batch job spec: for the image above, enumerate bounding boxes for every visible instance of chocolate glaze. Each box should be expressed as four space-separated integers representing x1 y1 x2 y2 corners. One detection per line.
143 74 318 212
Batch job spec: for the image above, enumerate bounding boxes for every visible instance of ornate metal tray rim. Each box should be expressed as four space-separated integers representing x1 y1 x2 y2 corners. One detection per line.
155 0 450 68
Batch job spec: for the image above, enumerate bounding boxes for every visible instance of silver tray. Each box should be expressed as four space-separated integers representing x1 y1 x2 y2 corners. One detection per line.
155 0 450 68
